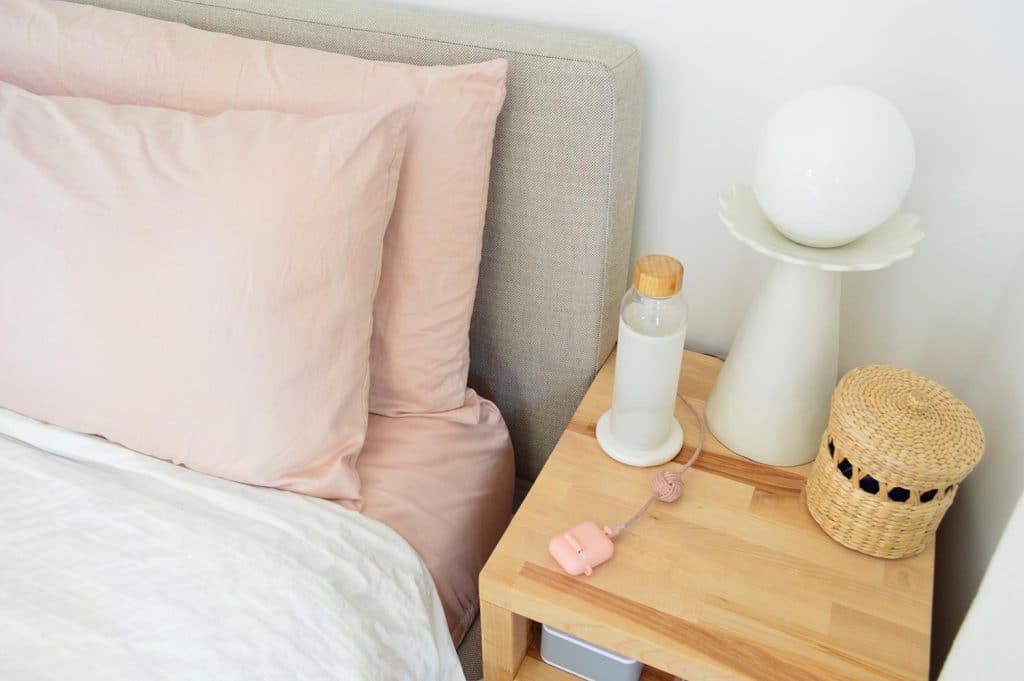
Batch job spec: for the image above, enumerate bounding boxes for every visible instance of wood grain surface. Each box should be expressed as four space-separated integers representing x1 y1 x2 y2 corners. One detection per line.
480 350 933 680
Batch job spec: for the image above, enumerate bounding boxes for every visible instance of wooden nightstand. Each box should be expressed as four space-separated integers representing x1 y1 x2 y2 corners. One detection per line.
479 350 933 680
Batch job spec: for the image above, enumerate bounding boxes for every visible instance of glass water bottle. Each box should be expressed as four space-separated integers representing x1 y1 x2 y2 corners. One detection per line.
596 255 688 466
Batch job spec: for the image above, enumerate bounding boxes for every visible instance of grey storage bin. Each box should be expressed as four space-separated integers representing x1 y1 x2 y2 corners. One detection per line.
539 625 643 681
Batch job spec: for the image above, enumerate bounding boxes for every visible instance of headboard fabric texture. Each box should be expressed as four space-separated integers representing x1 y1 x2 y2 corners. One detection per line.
72 0 643 482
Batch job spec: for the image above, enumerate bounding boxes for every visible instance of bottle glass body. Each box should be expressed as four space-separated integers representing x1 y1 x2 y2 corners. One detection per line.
608 286 688 452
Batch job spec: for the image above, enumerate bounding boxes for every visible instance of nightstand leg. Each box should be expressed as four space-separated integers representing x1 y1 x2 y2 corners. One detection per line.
481 600 529 680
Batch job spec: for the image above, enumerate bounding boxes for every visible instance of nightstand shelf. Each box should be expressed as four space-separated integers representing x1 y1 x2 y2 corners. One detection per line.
480 350 933 681
514 630 671 681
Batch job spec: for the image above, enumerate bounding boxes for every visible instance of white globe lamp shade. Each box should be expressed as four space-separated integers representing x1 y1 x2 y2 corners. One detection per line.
753 85 915 248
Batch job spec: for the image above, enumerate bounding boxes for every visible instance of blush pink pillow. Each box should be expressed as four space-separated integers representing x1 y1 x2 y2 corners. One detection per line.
0 80 411 502
0 0 507 416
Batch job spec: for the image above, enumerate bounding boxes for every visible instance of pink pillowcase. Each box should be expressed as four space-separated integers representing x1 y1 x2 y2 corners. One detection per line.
0 0 508 415
0 80 411 502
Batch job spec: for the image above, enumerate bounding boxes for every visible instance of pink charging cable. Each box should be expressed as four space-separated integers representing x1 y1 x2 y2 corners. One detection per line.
604 393 705 538
548 393 706 577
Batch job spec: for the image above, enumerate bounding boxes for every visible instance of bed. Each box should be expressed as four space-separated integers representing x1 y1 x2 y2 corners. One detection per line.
0 1 642 679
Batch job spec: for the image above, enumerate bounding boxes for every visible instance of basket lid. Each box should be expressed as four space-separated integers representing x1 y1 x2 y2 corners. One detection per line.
830 365 985 488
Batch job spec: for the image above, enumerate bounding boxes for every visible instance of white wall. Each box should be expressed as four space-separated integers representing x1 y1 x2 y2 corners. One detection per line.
397 0 1024 389
395 0 1024 672
940 489 1024 679
934 254 1024 672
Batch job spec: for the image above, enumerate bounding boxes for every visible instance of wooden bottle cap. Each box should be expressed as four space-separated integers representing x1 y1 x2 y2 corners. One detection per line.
633 255 684 298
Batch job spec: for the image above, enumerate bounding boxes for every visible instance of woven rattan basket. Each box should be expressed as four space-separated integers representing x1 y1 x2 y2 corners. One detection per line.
806 365 985 559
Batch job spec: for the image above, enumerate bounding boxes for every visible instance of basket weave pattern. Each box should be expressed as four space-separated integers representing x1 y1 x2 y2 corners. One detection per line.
805 365 984 559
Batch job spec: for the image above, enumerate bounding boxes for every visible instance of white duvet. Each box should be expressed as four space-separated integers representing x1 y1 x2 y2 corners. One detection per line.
0 409 463 681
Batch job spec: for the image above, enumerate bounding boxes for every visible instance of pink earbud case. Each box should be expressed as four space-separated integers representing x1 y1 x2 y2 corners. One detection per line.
548 521 615 576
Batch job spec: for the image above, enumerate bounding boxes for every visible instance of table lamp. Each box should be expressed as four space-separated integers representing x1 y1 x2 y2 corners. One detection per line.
705 85 923 466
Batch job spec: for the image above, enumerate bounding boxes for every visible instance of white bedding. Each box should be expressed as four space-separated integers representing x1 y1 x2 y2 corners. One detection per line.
0 408 463 681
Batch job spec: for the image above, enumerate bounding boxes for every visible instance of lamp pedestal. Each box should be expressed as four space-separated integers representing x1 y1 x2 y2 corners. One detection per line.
705 184 922 467
706 262 839 466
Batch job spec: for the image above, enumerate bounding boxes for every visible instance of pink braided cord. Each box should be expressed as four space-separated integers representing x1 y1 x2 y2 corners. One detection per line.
604 394 704 539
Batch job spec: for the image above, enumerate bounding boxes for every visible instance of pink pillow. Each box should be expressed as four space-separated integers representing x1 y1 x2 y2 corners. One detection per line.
0 0 507 415
0 80 411 502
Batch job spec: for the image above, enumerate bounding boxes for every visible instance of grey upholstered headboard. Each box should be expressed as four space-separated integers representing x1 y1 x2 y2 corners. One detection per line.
74 0 643 482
